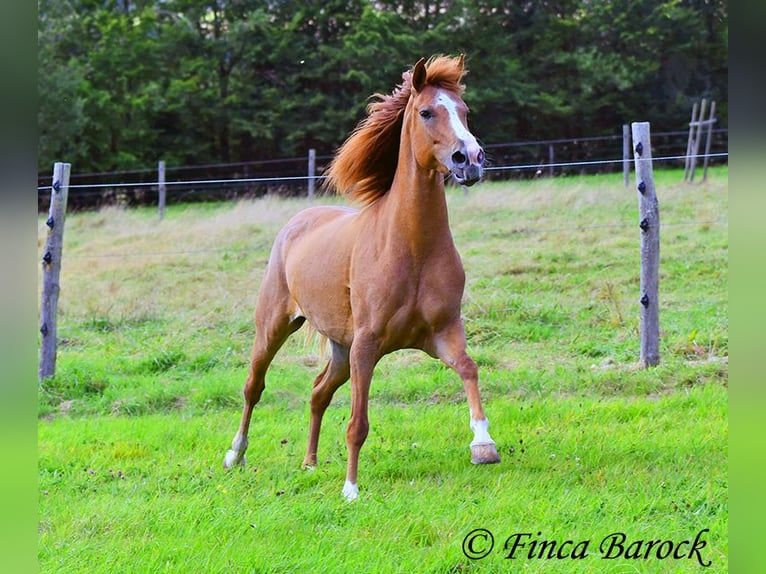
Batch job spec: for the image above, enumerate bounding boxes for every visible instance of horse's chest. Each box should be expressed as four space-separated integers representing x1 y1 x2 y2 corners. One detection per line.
373 267 464 351
384 255 464 321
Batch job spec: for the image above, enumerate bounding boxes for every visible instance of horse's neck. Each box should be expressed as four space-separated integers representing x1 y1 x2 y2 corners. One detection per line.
384 152 453 255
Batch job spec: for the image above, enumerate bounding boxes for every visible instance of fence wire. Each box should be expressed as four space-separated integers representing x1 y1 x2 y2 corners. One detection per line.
36 152 729 195
37 140 729 195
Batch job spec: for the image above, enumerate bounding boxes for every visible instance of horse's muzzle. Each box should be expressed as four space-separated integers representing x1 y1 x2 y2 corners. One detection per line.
451 147 484 186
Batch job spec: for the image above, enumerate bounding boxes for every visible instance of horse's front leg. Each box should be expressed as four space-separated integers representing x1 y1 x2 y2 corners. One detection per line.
342 336 379 501
431 322 501 464
456 352 501 464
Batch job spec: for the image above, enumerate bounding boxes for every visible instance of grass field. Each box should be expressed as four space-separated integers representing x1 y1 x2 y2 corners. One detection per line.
38 168 728 572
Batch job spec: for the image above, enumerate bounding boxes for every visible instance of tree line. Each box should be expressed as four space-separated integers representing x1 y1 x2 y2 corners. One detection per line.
38 0 728 177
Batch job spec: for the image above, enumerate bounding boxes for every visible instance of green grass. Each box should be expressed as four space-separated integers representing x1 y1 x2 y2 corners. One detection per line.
38 168 728 572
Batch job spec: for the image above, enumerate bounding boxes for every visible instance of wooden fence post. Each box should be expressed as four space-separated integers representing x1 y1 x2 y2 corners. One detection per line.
547 144 554 177
158 160 166 220
631 123 660 367
622 124 630 188
39 162 71 381
307 148 316 198
701 100 716 182
683 102 699 181
688 99 707 182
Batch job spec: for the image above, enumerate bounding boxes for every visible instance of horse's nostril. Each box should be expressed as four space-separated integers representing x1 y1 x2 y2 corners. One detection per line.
478 149 485 165
452 151 467 165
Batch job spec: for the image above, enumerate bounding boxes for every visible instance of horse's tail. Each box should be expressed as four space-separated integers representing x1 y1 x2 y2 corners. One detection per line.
303 322 330 361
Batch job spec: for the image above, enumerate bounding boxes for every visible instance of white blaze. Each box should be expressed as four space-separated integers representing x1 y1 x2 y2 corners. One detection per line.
435 91 473 143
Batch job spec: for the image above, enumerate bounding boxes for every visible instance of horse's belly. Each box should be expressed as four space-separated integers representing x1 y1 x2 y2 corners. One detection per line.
291 271 352 344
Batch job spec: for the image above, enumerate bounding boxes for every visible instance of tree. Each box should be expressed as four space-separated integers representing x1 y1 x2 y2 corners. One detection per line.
37 0 727 179
38 0 87 169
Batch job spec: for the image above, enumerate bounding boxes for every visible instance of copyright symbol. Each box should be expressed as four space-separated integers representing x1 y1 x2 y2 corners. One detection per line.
462 528 494 560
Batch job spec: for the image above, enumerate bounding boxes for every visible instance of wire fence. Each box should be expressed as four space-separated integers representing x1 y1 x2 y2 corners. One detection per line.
36 128 728 211
43 167 727 308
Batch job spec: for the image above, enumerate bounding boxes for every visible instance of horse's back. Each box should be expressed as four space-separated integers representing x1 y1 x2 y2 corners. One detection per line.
286 204 359 228
274 204 358 257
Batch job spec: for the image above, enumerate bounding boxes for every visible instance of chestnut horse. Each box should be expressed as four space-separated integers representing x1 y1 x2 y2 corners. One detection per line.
224 55 500 501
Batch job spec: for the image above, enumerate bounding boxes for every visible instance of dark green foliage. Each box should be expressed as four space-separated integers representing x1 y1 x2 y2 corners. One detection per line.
38 0 727 174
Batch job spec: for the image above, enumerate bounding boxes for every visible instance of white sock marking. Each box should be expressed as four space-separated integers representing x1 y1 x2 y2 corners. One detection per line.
470 418 495 446
224 432 248 468
342 480 359 502
223 449 245 468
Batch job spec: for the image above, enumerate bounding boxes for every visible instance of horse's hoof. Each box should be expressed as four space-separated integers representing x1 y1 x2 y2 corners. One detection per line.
223 449 246 469
471 443 501 465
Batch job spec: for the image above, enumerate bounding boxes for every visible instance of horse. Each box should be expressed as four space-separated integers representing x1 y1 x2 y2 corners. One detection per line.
223 55 500 501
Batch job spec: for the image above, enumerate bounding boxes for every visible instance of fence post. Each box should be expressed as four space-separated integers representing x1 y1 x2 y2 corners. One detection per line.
39 162 71 381
307 148 316 198
688 99 707 182
547 144 554 177
622 124 630 188
631 122 660 367
158 160 166 220
702 101 716 182
683 102 699 181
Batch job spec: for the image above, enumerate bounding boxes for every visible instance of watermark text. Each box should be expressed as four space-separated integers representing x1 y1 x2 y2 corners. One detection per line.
461 528 712 567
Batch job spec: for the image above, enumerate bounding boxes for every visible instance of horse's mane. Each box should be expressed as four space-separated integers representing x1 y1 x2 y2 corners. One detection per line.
323 55 467 205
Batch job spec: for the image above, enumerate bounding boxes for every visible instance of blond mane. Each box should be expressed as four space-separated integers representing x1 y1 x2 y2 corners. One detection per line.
323 55 467 205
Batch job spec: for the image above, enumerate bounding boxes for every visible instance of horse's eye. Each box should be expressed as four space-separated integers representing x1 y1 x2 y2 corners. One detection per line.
419 109 433 119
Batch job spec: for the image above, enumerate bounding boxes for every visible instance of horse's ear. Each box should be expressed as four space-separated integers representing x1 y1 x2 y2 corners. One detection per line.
412 58 427 93
457 53 465 71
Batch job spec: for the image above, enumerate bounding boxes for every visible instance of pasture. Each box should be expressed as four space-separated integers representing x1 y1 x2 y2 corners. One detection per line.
38 168 728 572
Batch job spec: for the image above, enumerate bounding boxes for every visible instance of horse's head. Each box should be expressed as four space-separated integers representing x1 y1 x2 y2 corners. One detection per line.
407 56 485 187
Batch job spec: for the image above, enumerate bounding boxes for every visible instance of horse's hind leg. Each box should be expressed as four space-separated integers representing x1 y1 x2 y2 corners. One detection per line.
223 293 304 469
303 342 350 468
